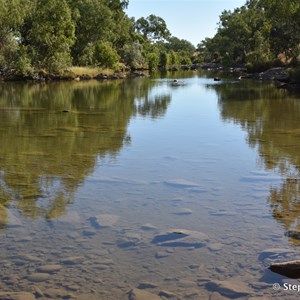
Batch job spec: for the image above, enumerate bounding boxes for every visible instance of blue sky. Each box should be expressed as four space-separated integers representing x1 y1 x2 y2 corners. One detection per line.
126 0 246 46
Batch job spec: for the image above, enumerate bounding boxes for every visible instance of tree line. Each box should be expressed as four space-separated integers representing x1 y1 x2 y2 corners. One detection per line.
199 0 300 73
0 0 196 77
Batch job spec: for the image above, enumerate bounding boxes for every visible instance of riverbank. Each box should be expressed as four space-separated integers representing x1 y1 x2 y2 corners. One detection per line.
0 66 150 82
1 64 300 90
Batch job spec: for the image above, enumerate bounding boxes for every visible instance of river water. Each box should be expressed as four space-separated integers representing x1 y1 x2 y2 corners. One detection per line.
1 71 300 299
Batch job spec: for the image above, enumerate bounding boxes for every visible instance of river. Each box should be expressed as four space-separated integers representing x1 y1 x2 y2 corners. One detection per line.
0 71 300 299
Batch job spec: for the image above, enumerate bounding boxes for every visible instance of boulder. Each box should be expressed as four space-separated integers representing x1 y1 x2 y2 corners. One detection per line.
151 229 208 248
269 260 300 278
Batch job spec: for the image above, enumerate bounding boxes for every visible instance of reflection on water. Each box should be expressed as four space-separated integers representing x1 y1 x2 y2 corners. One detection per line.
1 74 300 299
214 80 300 243
0 80 170 224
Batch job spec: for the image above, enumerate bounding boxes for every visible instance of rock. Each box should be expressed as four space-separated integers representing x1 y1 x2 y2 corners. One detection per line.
128 289 161 300
174 208 193 215
258 67 289 82
27 273 50 282
163 179 201 188
152 229 209 248
208 243 223 252
258 248 295 261
44 289 74 299
88 214 119 229
10 254 42 262
158 290 178 299
117 231 142 248
141 223 158 231
206 280 251 298
0 292 36 300
61 256 84 265
155 251 171 259
269 260 300 278
137 282 158 289
37 264 63 274
210 292 231 300
285 230 300 239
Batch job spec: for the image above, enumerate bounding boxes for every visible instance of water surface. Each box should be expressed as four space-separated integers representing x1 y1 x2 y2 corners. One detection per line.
1 73 300 299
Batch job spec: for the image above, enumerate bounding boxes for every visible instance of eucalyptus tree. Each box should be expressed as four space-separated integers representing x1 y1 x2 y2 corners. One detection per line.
29 0 75 72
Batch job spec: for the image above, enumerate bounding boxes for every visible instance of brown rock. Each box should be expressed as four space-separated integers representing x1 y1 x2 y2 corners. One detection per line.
0 292 35 300
206 279 251 298
27 273 50 282
128 289 161 300
269 260 300 278
37 264 62 273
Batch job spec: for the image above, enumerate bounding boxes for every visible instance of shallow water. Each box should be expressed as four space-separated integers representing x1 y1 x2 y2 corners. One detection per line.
1 72 300 299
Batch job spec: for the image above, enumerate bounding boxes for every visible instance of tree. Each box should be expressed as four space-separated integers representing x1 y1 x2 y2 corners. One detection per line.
122 41 145 69
159 51 169 69
135 14 171 41
29 0 75 72
94 42 119 69
165 37 195 53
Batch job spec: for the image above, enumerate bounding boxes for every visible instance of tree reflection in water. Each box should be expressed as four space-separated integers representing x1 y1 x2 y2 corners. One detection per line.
0 79 171 226
209 79 300 240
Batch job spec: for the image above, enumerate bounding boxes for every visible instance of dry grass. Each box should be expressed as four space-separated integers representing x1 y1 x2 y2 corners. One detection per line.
66 66 115 77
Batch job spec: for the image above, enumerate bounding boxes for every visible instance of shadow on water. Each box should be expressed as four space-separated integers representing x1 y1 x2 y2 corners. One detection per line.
0 79 171 227
208 80 300 246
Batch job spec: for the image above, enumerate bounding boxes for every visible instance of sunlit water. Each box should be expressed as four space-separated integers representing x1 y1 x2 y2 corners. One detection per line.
1 72 300 299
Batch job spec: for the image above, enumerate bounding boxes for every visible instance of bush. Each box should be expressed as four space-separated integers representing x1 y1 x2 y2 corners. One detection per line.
94 42 119 69
122 42 145 69
147 52 159 70
159 51 169 69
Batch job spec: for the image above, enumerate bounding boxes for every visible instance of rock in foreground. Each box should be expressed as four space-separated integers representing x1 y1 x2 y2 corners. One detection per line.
269 260 300 278
128 289 161 300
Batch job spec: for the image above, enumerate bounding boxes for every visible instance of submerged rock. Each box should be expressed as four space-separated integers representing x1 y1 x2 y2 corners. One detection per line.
174 208 193 215
37 264 63 274
88 214 119 229
0 292 36 300
27 273 50 282
206 279 251 298
163 179 201 188
128 288 161 300
258 248 295 261
151 229 208 248
269 260 300 279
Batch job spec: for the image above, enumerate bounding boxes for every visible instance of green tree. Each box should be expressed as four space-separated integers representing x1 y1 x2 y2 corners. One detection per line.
135 14 171 41
147 52 159 70
122 41 145 69
94 42 120 69
159 51 169 69
29 0 75 72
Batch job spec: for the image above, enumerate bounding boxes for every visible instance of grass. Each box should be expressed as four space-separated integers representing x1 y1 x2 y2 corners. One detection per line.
65 66 115 78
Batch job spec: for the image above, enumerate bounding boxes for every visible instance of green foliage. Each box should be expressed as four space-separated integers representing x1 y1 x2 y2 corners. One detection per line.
135 14 171 41
200 0 300 68
11 45 33 76
165 37 195 53
159 52 169 69
147 52 159 70
122 42 145 69
94 42 119 69
0 0 196 75
169 51 179 66
29 0 75 72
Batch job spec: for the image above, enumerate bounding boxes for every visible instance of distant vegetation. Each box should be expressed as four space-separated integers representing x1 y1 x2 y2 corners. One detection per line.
198 0 300 74
0 0 197 78
1 0 299 81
